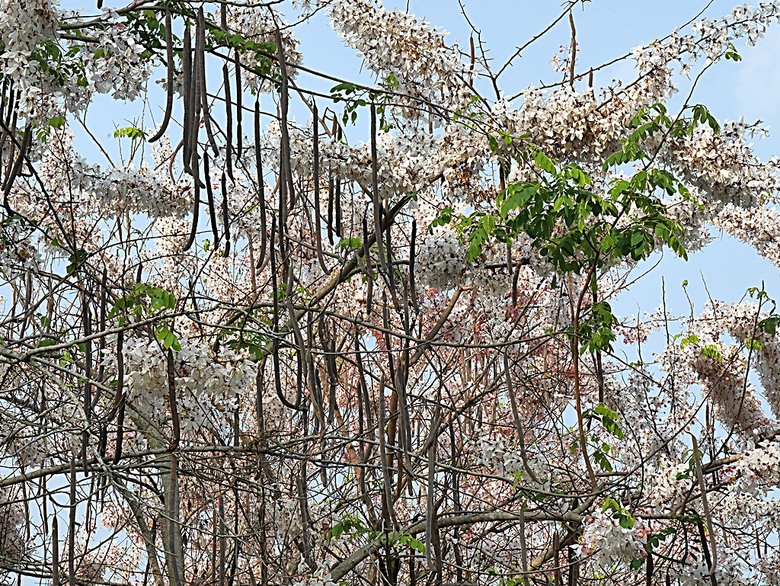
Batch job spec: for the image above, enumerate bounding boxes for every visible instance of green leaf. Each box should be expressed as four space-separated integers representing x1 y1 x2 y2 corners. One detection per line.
48 115 66 129
114 126 147 140
338 237 363 250
533 150 556 174
593 448 613 472
700 344 723 361
66 249 88 275
395 533 426 554
156 325 181 351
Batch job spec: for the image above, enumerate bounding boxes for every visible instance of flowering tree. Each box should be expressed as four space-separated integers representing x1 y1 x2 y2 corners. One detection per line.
3 0 780 584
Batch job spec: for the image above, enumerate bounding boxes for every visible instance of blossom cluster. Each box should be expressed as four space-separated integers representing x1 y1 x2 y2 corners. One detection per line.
0 488 25 563
579 507 648 569
0 1 156 124
32 130 190 221
226 3 302 93
0 0 68 123
657 301 778 437
82 23 152 101
326 0 474 116
118 336 255 435
630 1 780 79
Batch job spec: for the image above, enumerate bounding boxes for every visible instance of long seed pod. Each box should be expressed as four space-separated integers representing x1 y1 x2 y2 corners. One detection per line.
285 296 307 405
0 84 16 158
3 125 31 214
94 269 107 407
181 21 193 173
222 59 234 181
270 217 279 332
409 219 420 312
277 103 288 266
81 289 92 474
363 217 373 315
112 330 125 464
254 99 267 268
354 330 373 441
68 459 76 586
221 172 231 256
203 152 220 244
183 154 201 251
52 517 60 586
311 101 328 273
318 322 337 424
196 7 218 154
370 104 388 278
334 123 342 237
149 9 174 143
269 218 299 410
218 496 226 586
1 106 17 185
167 349 180 451
235 51 243 159
327 114 334 249
255 364 265 441
425 410 439 572
187 9 204 174
376 377 398 531
275 27 294 209
306 321 325 434
385 212 399 308
0 69 8 124
220 4 236 180
646 550 654 586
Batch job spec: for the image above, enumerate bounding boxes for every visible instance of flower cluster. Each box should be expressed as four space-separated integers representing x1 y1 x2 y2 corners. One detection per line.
658 301 776 436
673 554 753 586
717 202 780 268
633 2 780 74
0 488 25 563
0 0 66 123
579 507 648 569
34 130 190 220
327 0 474 116
82 23 152 101
118 336 255 434
226 3 301 93
649 456 693 509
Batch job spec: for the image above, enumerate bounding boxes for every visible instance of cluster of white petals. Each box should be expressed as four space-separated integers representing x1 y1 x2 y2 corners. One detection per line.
82 23 152 101
226 3 301 93
119 336 255 434
33 131 190 219
0 488 25 563
327 0 474 115
579 507 648 569
658 301 780 436
633 2 780 74
0 0 65 122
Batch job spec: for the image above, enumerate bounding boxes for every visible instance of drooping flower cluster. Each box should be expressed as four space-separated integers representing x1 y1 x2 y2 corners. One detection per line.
579 507 649 569
327 0 474 116
657 301 779 437
118 336 255 435
82 23 153 101
226 3 301 93
0 0 65 122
